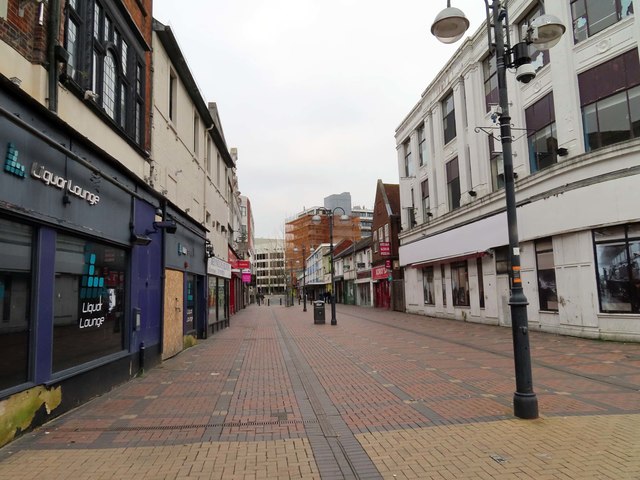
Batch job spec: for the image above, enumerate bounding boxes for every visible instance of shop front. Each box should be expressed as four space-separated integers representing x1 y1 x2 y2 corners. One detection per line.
0 91 162 444
373 265 391 309
207 256 231 334
162 208 207 358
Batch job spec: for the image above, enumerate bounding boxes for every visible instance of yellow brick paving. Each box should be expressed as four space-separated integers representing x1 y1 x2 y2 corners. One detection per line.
0 438 320 480
2 414 638 479
357 414 640 480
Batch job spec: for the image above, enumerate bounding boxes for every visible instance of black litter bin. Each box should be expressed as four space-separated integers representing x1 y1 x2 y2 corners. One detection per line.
313 301 325 324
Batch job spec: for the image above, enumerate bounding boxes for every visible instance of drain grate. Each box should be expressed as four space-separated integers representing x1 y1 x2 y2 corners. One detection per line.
59 418 317 433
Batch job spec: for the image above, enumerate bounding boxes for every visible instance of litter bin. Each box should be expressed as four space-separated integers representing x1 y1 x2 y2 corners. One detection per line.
313 301 325 324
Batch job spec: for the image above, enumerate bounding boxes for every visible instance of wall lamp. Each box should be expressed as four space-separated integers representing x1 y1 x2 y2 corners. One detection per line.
150 220 177 234
205 239 215 259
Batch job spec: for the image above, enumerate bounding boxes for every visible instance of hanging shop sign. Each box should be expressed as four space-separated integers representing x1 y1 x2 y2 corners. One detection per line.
372 265 389 280
379 242 391 256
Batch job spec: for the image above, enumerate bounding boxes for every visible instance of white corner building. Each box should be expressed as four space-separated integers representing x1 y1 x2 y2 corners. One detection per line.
397 1 640 341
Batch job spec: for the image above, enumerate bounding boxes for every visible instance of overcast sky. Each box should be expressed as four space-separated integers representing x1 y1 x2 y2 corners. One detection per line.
153 1 487 238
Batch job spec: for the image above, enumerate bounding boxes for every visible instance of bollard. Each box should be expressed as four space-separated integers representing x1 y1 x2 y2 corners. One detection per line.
268 299 270 306
280 298 282 305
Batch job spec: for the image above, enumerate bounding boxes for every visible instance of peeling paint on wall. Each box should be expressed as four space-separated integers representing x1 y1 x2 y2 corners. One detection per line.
0 386 62 447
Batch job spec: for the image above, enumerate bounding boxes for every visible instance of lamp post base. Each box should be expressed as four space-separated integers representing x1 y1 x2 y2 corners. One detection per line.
513 392 538 419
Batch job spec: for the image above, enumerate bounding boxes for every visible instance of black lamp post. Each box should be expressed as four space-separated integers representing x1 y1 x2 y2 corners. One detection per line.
312 207 349 325
294 246 307 312
431 0 565 419
289 259 294 307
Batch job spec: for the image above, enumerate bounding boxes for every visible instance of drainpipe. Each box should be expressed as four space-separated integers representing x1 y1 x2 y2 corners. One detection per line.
47 0 61 112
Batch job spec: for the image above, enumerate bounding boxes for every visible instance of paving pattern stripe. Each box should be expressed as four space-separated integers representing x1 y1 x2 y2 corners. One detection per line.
272 309 383 480
343 310 640 392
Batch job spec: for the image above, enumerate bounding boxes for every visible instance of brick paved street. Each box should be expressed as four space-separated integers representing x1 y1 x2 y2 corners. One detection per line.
1 304 639 479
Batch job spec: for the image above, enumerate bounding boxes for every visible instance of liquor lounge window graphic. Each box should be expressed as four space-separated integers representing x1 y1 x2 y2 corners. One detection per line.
4 143 26 178
79 246 108 329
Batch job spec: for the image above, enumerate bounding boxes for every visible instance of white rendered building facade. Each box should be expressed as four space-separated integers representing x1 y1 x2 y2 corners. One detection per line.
397 0 640 341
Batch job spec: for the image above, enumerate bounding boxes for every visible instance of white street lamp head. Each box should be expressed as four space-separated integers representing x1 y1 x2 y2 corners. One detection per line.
529 14 566 50
311 214 322 225
338 214 350 222
431 5 470 44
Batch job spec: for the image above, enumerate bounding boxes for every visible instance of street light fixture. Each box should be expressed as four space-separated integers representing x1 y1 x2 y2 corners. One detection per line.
312 207 349 325
294 246 307 312
431 0 565 420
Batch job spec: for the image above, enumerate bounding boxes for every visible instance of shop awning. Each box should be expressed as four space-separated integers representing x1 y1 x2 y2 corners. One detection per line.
399 212 508 267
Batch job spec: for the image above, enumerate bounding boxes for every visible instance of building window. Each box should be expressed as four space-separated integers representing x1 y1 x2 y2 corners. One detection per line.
571 0 634 43
579 50 640 152
451 261 470 307
403 138 413 177
102 51 117 119
421 178 430 222
442 92 457 144
206 138 212 175
193 113 200 156
64 0 145 145
441 264 447 306
53 235 126 373
526 92 557 173
169 69 177 124
489 135 504 191
418 126 426 166
373 230 378 253
594 223 640 313
483 54 498 111
519 4 549 71
477 257 485 308
535 238 558 311
446 157 460 210
423 267 435 305
495 246 509 275
0 219 32 391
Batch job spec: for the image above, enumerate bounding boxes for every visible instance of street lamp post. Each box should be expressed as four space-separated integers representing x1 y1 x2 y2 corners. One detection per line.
312 207 349 325
294 246 307 312
289 259 294 307
431 0 565 420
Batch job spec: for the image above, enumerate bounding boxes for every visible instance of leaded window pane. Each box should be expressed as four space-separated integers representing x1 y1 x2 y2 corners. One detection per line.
121 40 128 75
93 2 101 39
103 52 117 119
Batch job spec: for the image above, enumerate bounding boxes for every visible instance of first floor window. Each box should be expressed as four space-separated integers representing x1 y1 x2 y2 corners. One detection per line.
594 223 640 313
53 235 127 372
535 238 558 311
423 267 435 305
0 219 32 391
421 179 431 222
526 92 557 173
442 92 457 144
582 86 640 151
446 158 460 210
489 135 504 191
451 261 470 307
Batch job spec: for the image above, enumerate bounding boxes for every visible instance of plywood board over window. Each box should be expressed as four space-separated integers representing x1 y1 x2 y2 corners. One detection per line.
162 269 184 360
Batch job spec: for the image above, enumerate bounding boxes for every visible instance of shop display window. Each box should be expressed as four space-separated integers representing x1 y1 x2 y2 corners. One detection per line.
0 219 32 391
594 224 640 313
451 261 470 307
53 234 126 372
